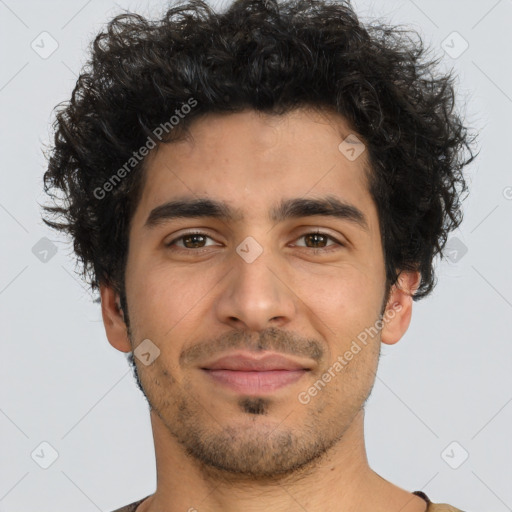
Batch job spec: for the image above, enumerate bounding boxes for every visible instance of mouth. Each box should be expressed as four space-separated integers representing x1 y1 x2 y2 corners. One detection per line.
200 352 312 394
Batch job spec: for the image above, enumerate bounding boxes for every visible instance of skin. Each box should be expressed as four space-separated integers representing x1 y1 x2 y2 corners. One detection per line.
101 107 426 512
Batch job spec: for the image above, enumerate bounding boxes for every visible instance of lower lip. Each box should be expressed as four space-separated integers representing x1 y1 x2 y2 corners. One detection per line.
202 369 308 394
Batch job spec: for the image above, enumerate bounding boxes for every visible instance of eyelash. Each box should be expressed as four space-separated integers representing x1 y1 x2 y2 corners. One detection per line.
165 230 344 254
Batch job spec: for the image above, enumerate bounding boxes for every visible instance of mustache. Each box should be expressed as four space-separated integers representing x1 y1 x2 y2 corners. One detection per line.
179 327 325 367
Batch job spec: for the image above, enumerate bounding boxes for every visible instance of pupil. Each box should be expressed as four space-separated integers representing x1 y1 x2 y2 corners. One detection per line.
184 234 204 248
306 234 326 248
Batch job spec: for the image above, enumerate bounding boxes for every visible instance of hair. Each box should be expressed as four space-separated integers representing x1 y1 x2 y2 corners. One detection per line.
42 0 476 310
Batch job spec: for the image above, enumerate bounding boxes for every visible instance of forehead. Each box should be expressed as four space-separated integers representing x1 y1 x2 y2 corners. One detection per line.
132 108 376 228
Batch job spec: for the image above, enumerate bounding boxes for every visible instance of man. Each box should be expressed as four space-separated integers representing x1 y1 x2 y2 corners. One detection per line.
42 0 475 510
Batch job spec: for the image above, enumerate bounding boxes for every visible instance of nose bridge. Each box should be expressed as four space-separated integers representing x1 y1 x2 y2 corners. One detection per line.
235 243 279 298
215 237 296 330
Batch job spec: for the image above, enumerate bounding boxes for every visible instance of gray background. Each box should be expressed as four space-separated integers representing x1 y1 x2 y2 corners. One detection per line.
1 0 511 511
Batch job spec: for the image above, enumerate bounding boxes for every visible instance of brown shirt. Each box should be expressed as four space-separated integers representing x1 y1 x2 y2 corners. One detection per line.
110 491 465 511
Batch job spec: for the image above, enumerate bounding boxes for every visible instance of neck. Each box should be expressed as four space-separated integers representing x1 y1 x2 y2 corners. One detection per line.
139 409 428 512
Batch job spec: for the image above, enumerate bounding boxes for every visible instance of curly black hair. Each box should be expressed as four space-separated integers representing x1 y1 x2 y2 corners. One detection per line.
42 0 476 304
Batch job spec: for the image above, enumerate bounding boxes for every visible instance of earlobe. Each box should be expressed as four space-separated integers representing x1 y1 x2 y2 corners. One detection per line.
380 271 421 346
100 284 132 353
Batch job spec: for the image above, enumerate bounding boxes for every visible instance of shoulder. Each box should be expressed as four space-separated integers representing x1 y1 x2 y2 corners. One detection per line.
110 495 151 512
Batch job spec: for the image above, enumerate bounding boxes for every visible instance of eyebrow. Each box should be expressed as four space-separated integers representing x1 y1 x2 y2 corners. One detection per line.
144 195 369 231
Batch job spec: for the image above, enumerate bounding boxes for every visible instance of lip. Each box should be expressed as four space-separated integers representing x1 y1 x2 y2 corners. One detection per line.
200 352 311 395
201 352 311 371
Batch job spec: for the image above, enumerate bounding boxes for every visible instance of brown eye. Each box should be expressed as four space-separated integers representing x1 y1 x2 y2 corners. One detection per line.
294 231 343 251
165 231 219 251
180 233 208 248
303 233 329 248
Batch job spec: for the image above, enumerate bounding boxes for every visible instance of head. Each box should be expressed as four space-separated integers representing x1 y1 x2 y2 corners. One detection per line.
43 0 475 480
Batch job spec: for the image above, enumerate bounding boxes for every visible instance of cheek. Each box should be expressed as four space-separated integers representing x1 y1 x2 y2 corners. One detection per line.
293 261 383 330
125 258 223 337
292 265 384 391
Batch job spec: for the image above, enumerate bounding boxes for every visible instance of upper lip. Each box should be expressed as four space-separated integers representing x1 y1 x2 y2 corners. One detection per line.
201 352 312 371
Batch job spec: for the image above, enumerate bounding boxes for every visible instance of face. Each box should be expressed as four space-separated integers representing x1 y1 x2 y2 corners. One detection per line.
106 108 409 478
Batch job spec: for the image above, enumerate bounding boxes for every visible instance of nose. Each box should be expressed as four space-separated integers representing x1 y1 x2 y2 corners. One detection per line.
214 247 297 332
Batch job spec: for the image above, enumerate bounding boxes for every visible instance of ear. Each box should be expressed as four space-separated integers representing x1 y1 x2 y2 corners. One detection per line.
100 284 132 353
380 270 421 346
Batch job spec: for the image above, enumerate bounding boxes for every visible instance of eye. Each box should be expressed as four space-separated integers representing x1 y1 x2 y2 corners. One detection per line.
165 231 220 252
292 231 344 252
